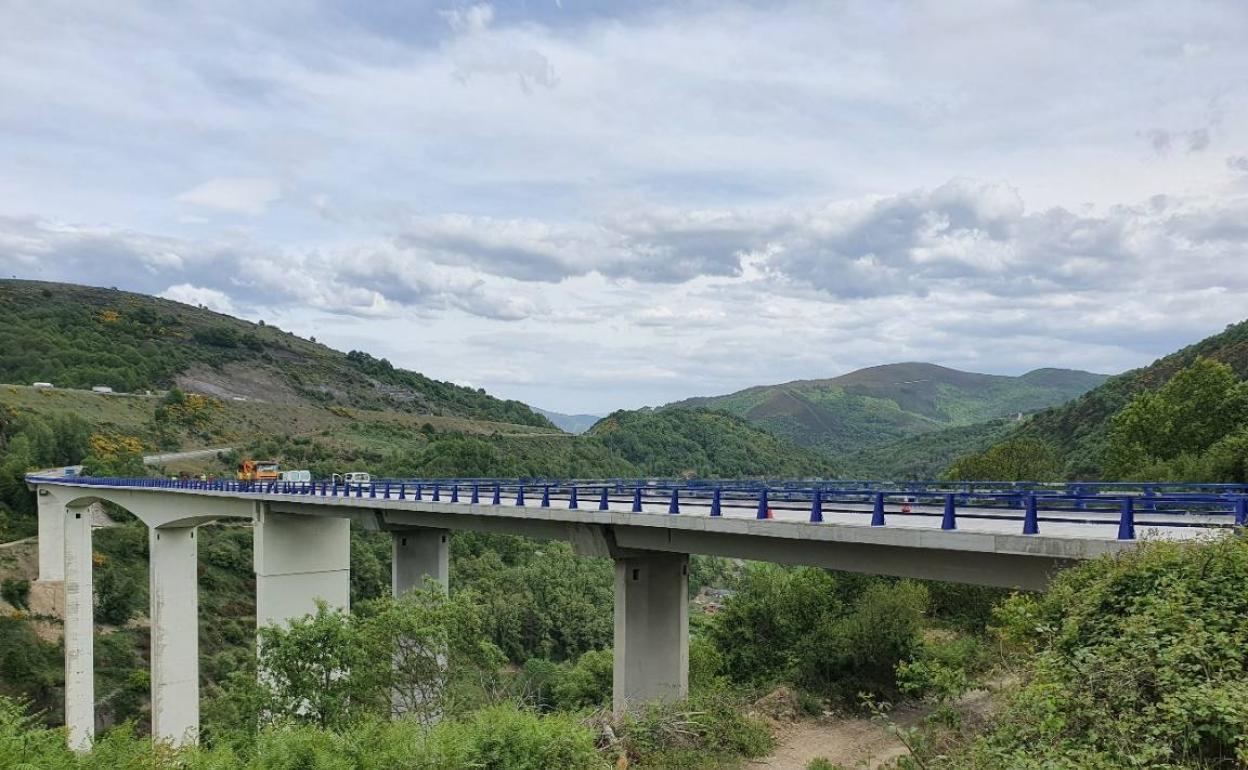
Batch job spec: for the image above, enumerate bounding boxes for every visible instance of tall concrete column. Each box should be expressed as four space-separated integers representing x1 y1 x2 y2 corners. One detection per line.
613 552 689 713
149 526 199 746
37 489 65 582
63 506 94 751
392 528 449 595
254 509 350 627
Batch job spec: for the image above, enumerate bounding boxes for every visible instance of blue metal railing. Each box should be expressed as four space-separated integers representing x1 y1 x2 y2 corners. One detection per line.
25 474 1248 542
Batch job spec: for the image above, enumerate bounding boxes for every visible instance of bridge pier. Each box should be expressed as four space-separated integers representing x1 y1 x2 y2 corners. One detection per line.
149 526 199 746
254 509 351 626
392 528 450 595
63 505 94 751
613 551 688 713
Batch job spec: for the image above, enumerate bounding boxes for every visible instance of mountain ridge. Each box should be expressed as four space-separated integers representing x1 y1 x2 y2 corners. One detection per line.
665 362 1109 457
535 408 601 435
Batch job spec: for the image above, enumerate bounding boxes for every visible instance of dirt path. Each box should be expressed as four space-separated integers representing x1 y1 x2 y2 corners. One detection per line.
747 710 913 770
749 685 1002 770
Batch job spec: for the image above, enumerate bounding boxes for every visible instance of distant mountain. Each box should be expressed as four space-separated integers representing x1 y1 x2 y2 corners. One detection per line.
666 362 1109 457
0 280 554 428
1010 318 1248 477
535 408 602 435
586 407 834 478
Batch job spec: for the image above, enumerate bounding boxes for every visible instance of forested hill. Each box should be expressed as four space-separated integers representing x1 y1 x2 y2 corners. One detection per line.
666 362 1107 457
1011 317 1248 477
587 407 835 478
0 280 553 428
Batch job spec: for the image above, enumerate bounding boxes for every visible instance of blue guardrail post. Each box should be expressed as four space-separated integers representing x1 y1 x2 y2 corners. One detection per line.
871 491 885 526
941 494 957 530
1118 496 1136 541
1023 493 1039 535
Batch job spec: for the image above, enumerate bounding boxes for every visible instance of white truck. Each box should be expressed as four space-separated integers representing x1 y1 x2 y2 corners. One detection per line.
280 469 312 483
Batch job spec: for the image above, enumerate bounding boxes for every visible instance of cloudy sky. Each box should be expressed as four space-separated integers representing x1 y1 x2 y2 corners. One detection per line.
3 1 1247 414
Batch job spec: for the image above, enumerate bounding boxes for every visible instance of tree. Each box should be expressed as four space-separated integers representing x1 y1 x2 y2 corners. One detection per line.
1104 357 1248 480
945 437 1062 481
253 590 499 729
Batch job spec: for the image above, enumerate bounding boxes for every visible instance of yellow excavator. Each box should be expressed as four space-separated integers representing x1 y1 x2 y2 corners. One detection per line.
236 458 280 483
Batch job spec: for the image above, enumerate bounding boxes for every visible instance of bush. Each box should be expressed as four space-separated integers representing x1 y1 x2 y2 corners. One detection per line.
615 693 774 768
950 536 1248 767
709 565 929 703
1 578 29 610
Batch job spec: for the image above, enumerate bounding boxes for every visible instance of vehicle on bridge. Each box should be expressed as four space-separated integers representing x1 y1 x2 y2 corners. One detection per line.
280 469 312 483
236 458 280 483
333 471 371 485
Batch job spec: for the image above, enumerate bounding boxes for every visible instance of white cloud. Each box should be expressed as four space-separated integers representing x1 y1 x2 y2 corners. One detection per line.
175 178 281 216
2 1 1248 412
159 283 238 315
442 3 496 34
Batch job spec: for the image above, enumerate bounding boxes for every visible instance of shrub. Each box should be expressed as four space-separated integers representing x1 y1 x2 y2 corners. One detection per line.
1 578 29 610
616 693 774 768
953 536 1248 767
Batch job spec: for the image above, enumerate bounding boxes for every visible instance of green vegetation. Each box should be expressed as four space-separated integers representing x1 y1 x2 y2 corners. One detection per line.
838 417 1016 480
0 279 552 427
0 696 609 769
901 535 1248 768
1102 357 1248 482
0 408 91 538
589 407 835 477
1010 317 1248 477
668 362 1106 458
944 437 1062 482
705 565 930 704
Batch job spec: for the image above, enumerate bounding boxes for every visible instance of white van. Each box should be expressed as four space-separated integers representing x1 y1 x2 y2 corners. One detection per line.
333 472 372 485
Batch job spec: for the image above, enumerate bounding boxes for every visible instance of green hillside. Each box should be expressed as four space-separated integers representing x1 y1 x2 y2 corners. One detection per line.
587 407 835 478
668 362 1107 457
838 417 1018 480
0 280 552 428
1007 318 1248 477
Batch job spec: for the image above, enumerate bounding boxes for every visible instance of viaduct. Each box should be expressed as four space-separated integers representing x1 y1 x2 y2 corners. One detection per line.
25 473 1245 750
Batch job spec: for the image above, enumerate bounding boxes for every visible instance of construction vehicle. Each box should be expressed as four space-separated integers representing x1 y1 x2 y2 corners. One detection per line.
236 459 280 483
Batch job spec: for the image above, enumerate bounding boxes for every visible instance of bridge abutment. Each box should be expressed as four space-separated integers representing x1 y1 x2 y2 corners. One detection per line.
391 527 450 595
613 551 689 713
